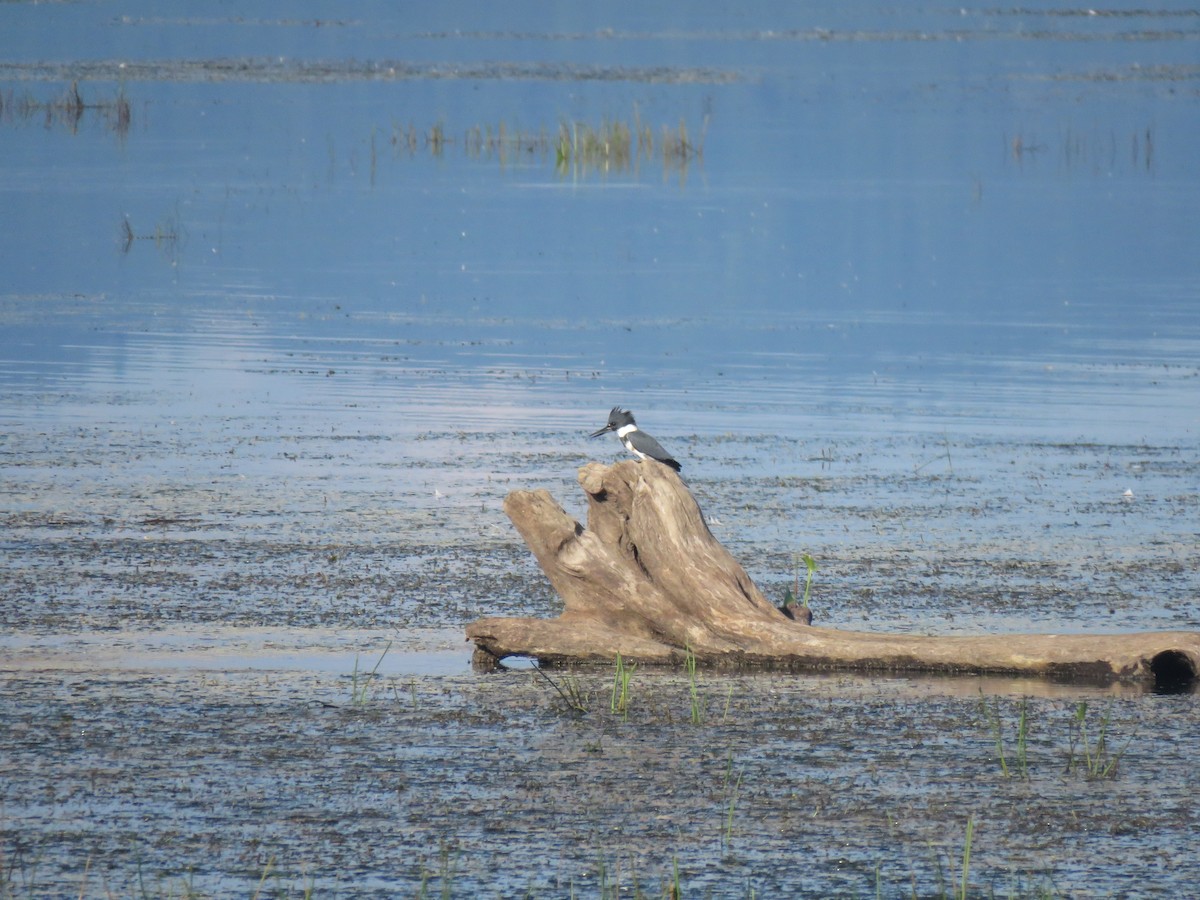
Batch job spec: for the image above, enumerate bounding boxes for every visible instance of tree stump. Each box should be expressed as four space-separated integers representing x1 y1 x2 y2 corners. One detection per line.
465 461 1200 686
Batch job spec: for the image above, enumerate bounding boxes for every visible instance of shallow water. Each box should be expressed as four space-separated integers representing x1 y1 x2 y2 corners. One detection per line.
2 2 1199 896
3 653 1198 898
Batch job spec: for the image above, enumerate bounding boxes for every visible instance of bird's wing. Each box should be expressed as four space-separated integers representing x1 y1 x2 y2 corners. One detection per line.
635 433 678 464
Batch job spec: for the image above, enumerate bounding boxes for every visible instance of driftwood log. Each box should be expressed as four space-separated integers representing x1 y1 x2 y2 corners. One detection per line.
466 461 1200 686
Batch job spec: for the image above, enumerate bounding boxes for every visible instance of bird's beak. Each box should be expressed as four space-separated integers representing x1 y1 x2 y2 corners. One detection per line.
589 424 614 438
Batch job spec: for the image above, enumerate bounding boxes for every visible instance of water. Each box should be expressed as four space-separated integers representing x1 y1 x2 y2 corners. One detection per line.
2 3 1199 896
2 4 1197 633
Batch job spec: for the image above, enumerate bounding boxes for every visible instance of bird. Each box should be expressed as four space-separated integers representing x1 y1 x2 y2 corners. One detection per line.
779 591 814 626
589 407 682 472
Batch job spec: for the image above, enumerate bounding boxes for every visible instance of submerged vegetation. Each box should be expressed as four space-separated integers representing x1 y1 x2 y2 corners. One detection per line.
387 109 706 180
0 81 131 136
2 87 702 182
1006 124 1159 174
119 210 182 257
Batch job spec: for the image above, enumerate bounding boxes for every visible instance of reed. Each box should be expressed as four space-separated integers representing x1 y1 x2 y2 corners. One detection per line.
350 640 392 706
981 694 1029 779
1 82 132 136
684 644 704 725
119 211 181 256
958 816 974 900
1066 700 1130 780
722 767 744 850
610 652 636 720
927 816 976 900
415 840 459 899
666 857 682 900
531 663 588 715
371 111 704 176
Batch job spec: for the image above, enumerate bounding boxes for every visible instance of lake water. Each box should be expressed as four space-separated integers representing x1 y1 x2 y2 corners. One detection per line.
2 3 1199 897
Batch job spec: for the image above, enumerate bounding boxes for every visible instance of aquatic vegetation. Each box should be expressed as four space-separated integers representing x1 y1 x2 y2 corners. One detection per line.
120 212 182 256
720 749 745 851
978 695 1133 783
610 652 636 720
799 552 817 607
721 681 734 724
391 676 422 708
914 432 955 475
1008 125 1158 175
382 110 703 178
552 110 704 177
667 856 683 900
465 120 553 163
349 640 392 706
415 840 459 900
684 644 704 725
0 81 130 136
556 118 636 174
427 120 448 155
980 694 1030 779
927 816 976 900
721 763 744 851
1066 700 1130 780
959 816 975 900
532 663 589 715
781 551 817 614
787 554 816 609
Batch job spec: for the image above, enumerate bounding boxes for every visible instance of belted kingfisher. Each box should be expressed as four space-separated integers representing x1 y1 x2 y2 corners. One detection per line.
589 407 682 472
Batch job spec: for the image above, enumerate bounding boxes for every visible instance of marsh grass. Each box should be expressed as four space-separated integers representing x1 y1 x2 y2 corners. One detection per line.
465 121 553 164
532 663 588 715
1009 125 1157 174
660 115 708 164
389 676 422 709
959 816 974 900
722 767 744 851
415 841 459 900
0 846 43 900
980 694 1030 779
928 816 975 900
249 856 275 900
567 853 664 900
349 640 392 707
667 857 683 900
556 118 636 175
391 121 419 154
610 653 636 720
684 645 704 725
1066 700 1130 780
1 82 131 136
384 110 703 177
427 121 448 156
120 210 182 258
593 854 635 900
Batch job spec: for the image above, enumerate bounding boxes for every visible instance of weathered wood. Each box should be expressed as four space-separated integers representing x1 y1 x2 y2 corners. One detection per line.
466 461 1200 685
